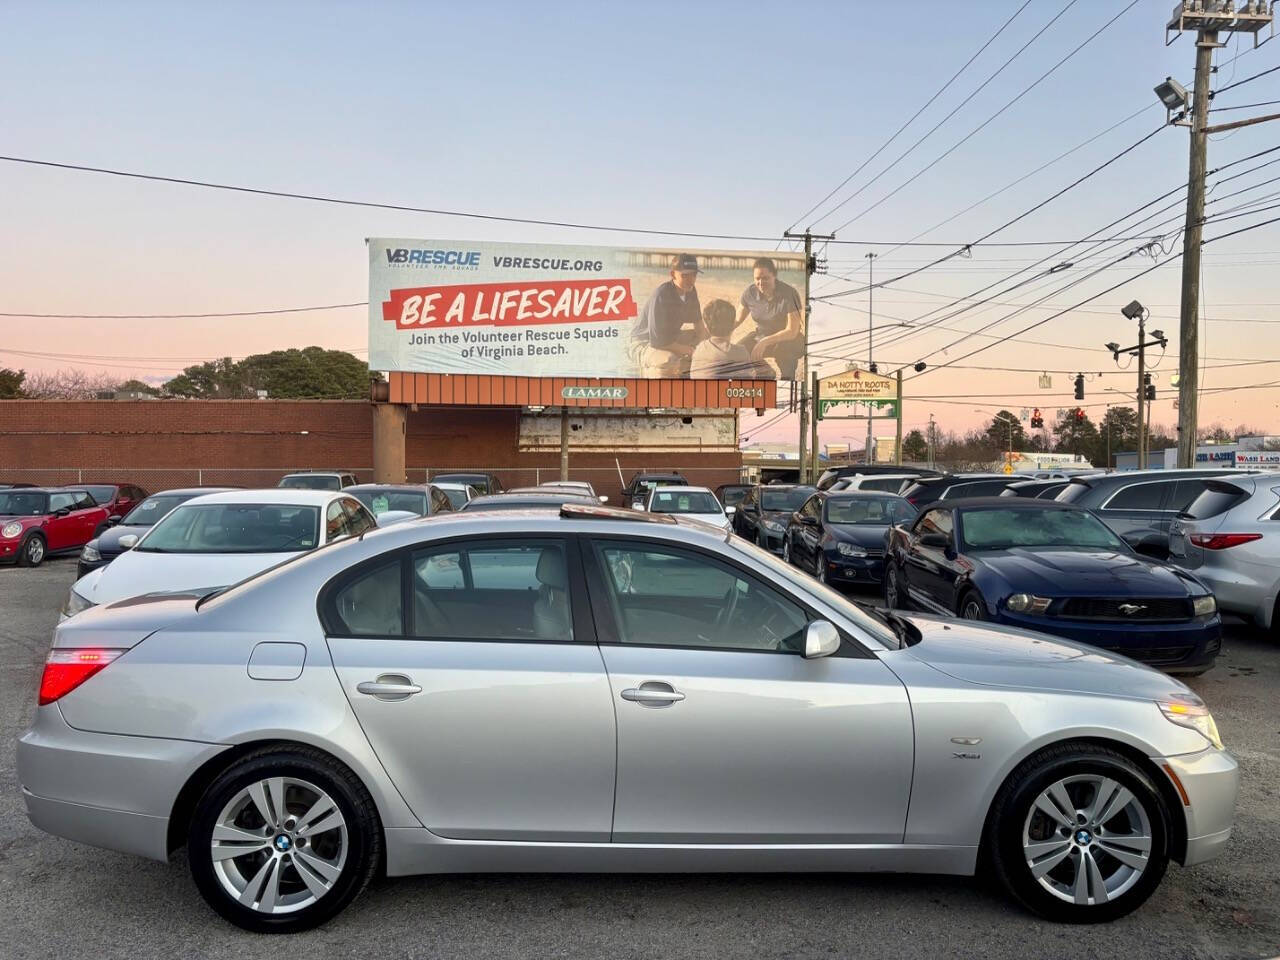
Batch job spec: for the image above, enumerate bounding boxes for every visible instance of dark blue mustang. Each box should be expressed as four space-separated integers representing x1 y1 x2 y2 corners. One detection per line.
882 498 1222 675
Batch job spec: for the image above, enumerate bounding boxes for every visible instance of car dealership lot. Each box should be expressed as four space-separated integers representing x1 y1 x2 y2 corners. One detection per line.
2 559 1278 959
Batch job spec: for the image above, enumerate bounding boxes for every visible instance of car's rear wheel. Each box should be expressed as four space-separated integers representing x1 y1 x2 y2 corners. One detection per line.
813 552 826 583
17 534 45 567
189 747 381 933
987 743 1169 923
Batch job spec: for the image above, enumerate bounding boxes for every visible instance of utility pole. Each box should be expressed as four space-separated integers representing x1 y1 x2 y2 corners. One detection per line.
1164 3 1275 466
927 413 936 469
559 407 570 481
865 252 876 466
809 371 819 481
1107 302 1166 470
782 229 835 483
895 370 903 466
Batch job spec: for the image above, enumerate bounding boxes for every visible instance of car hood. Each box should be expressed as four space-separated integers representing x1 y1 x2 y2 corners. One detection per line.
94 523 152 555
76 549 299 605
901 613 1191 701
679 512 731 527
974 547 1200 597
827 524 891 548
761 510 792 525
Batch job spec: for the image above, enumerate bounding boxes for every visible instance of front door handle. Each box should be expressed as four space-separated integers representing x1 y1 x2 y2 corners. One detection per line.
621 681 685 705
356 675 422 701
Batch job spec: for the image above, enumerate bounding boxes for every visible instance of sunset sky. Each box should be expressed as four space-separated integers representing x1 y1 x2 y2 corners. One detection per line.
3 0 1278 447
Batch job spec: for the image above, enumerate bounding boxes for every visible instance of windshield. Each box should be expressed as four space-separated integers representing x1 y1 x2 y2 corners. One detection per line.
121 493 196 526
0 492 48 516
719 486 748 507
725 536 896 648
439 487 471 509
636 477 685 493
279 475 341 490
352 490 428 517
826 497 916 525
649 490 722 514
959 508 1125 551
761 487 815 512
136 503 321 553
83 485 114 504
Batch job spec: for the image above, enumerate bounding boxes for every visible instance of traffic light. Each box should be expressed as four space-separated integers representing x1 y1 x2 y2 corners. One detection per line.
1075 407 1085 422
1144 373 1155 401
1074 373 1085 401
1030 408 1043 429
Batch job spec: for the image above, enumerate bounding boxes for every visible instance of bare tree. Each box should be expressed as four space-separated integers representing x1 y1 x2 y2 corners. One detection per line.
21 369 124 400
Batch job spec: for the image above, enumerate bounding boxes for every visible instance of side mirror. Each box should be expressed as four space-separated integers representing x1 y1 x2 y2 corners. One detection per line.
918 532 949 548
632 500 645 510
725 505 736 516
599 496 609 504
54 507 71 517
804 620 841 659
118 534 139 549
107 514 122 525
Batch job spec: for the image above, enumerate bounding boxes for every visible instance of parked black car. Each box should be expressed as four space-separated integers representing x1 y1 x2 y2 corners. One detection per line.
1000 478 1070 500
883 497 1222 674
431 472 505 496
77 487 237 578
731 483 816 552
815 465 939 491
1055 468 1247 558
900 473 1023 507
621 472 687 509
783 490 917 588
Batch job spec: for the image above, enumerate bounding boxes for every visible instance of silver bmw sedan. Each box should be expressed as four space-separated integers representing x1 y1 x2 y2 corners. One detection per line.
18 505 1237 932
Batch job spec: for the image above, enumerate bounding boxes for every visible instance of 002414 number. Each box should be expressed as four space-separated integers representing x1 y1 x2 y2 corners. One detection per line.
725 387 764 399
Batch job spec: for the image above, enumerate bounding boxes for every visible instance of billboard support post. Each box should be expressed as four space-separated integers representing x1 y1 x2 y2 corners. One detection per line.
560 407 570 481
810 371 819 481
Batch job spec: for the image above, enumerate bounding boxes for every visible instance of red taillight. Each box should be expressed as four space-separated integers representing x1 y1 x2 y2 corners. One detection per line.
37 648 125 705
1189 533 1262 550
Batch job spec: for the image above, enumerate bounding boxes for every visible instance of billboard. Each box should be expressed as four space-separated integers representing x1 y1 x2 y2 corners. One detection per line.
369 239 807 382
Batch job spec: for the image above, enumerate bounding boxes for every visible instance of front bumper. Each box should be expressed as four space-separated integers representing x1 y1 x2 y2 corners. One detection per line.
0 538 24 564
1158 746 1239 866
822 552 886 586
995 610 1222 672
17 704 226 862
1184 564 1276 628
758 529 785 553
75 553 115 579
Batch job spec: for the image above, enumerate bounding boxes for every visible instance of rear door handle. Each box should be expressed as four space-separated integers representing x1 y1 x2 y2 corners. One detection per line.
356 675 422 701
621 682 685 705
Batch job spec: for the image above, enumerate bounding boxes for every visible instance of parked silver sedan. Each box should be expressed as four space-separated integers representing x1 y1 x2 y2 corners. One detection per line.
1169 472 1280 630
18 506 1236 932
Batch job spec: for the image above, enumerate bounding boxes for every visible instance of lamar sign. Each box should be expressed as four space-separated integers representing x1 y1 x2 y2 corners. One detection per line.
561 386 628 400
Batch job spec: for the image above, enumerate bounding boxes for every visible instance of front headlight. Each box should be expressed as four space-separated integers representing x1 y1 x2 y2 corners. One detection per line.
1 522 22 540
61 587 96 620
1005 593 1052 614
1192 594 1217 618
1158 695 1223 750
80 542 101 563
763 520 784 533
837 542 867 557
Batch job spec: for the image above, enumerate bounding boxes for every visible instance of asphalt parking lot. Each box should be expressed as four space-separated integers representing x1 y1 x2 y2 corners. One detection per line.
1 559 1277 960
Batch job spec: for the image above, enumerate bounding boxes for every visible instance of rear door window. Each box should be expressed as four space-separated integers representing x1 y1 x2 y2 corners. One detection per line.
1170 478 1215 513
1104 481 1171 511
48 492 76 513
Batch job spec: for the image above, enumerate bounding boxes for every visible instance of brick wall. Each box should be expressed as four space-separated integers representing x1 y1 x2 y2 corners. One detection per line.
0 400 743 499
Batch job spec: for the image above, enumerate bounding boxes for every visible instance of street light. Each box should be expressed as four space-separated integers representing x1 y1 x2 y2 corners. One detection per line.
1154 77 1189 111
1121 300 1146 320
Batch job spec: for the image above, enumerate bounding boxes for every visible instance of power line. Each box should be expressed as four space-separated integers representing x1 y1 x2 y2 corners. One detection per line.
1210 98 1280 113
828 0 1143 232
786 0 1033 231
0 302 367 320
1213 63 1280 98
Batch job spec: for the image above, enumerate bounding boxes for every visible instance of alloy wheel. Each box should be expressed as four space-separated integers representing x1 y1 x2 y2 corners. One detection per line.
210 776 348 915
885 567 899 608
783 540 792 564
962 598 985 620
1022 774 1153 906
26 537 44 565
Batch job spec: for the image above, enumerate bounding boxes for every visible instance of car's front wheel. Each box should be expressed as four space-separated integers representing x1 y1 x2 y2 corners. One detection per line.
987 743 1170 923
782 537 792 565
884 563 903 609
17 534 45 567
959 590 987 621
188 746 381 933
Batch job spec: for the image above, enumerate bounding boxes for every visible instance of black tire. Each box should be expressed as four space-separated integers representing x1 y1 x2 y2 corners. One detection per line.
986 742 1170 924
959 589 987 621
188 746 381 933
884 563 903 609
782 537 793 565
17 533 45 568
813 551 825 583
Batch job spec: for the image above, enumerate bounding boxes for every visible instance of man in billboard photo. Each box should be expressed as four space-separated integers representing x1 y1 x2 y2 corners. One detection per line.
690 299 759 379
628 253 707 377
736 257 804 379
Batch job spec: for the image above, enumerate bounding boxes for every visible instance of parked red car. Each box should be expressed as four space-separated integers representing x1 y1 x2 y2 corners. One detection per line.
77 483 148 519
0 488 111 567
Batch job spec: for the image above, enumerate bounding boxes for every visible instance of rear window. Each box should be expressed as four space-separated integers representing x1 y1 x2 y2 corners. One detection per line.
719 486 749 507
1055 480 1091 503
84 485 117 504
352 490 428 517
439 487 471 509
826 497 915 525
1181 483 1248 520
860 477 908 493
943 480 1011 499
279 475 341 491
761 487 815 511
136 503 321 553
